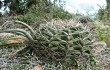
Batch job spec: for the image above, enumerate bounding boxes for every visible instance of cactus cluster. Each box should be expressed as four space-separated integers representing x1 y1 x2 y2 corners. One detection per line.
34 23 96 69
1 21 97 69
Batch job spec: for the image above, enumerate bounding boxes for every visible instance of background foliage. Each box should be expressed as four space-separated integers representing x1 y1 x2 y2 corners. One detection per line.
9 0 72 23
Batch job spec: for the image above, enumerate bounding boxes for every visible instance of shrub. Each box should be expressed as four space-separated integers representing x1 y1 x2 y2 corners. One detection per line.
78 16 93 23
95 22 110 41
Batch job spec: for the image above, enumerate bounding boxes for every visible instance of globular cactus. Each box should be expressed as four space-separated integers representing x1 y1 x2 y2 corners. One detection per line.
35 23 96 69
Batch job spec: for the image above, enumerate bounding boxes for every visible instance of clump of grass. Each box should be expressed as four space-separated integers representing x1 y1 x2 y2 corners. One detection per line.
0 37 7 46
95 21 110 41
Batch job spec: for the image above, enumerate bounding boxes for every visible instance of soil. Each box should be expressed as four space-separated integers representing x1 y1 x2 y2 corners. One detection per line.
93 41 110 70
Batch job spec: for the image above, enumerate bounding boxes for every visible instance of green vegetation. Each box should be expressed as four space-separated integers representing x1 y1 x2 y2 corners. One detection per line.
96 5 109 21
94 1 110 43
53 7 72 19
78 15 93 23
94 1 110 45
9 0 72 23
16 6 72 23
95 22 110 41
0 37 7 46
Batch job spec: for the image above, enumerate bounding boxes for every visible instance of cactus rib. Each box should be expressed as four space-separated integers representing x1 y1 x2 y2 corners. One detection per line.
15 20 36 38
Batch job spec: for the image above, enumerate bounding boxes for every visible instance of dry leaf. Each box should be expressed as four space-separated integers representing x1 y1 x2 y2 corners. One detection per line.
7 36 27 44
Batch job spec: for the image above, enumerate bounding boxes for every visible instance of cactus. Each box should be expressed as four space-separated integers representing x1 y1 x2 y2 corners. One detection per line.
35 23 96 69
0 21 97 69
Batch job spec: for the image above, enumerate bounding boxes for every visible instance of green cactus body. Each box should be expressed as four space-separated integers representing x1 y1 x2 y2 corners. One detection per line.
35 23 96 69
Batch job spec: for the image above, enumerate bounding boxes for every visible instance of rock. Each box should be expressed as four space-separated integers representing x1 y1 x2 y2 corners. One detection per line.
0 33 15 38
105 41 110 47
92 41 110 70
92 41 107 54
32 66 43 70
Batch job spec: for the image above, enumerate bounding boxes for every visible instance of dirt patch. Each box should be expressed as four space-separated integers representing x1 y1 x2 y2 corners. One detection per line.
93 41 110 70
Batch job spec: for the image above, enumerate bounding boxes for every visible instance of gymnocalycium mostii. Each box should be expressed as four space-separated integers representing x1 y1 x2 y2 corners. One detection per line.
1 20 97 69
